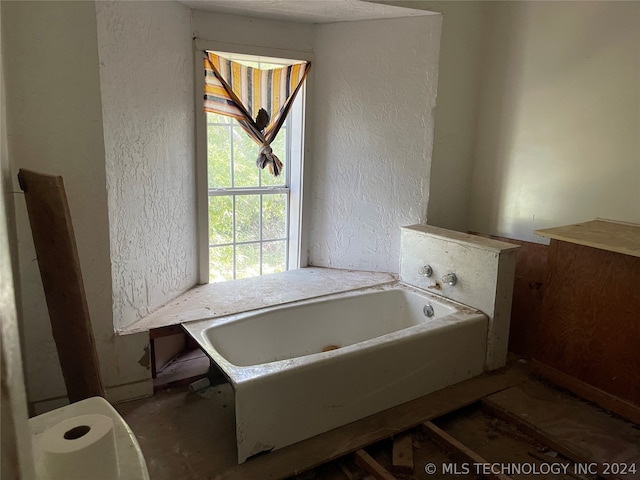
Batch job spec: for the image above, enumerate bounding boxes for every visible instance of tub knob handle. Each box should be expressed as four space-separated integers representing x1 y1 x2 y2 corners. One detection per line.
442 273 457 286
418 265 433 277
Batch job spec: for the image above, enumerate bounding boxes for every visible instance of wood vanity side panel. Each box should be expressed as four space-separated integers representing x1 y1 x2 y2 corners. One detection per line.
535 240 640 405
469 233 549 358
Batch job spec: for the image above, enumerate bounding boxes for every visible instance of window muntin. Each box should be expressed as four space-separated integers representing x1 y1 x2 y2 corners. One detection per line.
197 48 307 284
206 79 292 282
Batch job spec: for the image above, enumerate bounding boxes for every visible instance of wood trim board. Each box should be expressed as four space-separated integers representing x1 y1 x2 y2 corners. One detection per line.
18 169 106 401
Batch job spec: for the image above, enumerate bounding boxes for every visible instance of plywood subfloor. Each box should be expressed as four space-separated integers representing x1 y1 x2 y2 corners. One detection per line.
535 219 640 257
121 268 396 333
115 366 639 480
116 383 237 480
483 381 640 480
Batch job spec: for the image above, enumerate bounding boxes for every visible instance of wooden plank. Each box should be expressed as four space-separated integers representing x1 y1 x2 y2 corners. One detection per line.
527 451 585 480
535 239 640 405
215 370 525 480
528 359 640 426
391 433 413 474
339 463 355 480
482 401 596 477
423 421 513 480
470 232 549 359
482 383 640 480
153 349 209 390
535 219 640 258
354 449 396 480
18 169 105 401
121 268 396 333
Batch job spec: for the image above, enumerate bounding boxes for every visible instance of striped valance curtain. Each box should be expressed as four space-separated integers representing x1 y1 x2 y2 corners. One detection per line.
204 52 311 176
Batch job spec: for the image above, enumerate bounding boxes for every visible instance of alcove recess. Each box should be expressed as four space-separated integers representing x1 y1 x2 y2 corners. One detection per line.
150 326 224 390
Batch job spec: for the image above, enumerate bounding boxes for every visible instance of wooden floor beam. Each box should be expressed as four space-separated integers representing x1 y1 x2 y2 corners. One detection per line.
423 421 513 480
354 449 396 480
391 433 414 474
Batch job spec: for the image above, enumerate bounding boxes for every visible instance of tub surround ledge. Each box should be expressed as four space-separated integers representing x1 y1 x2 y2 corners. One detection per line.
118 267 397 334
400 224 520 371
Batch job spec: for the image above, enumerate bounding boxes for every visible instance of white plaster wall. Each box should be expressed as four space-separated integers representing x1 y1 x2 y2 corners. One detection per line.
308 15 442 273
191 9 315 53
419 2 487 232
96 1 197 331
1 2 35 471
469 2 640 242
3 0 151 410
1 155 35 480
376 1 488 233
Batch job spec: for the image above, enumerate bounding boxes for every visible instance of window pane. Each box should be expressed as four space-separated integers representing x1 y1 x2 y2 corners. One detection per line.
236 243 260 279
262 241 286 275
209 245 233 283
235 195 260 242
232 126 259 187
207 112 231 124
262 194 286 240
208 196 233 245
261 128 287 187
207 117 231 189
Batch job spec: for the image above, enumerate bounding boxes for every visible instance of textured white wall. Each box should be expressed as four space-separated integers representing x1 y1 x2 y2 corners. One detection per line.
307 15 442 273
3 0 151 411
1 2 35 471
96 1 197 330
468 2 640 242
192 9 314 53
420 2 487 232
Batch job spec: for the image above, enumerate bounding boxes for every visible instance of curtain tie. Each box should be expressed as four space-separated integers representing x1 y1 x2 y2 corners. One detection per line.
257 143 283 177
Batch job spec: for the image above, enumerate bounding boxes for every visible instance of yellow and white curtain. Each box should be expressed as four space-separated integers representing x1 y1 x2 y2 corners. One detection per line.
204 52 311 176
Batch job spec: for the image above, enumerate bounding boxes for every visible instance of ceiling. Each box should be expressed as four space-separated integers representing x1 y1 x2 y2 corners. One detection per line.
179 0 436 24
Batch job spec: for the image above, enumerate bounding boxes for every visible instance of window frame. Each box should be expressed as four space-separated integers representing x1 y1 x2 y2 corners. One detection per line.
194 40 311 284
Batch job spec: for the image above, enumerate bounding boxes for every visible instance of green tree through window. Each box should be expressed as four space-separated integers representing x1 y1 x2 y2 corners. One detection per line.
207 111 289 282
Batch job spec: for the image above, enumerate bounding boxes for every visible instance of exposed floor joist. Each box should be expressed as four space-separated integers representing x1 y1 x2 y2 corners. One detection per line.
354 449 396 480
391 432 414 474
423 421 513 480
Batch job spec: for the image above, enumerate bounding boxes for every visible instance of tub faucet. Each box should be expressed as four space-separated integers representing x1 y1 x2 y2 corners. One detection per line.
442 273 457 286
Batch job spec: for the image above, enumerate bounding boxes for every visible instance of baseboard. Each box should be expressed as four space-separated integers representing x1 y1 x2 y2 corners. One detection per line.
107 379 154 404
529 359 640 426
30 378 153 415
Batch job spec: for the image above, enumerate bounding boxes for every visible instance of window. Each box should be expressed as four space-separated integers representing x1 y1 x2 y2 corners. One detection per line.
197 52 306 283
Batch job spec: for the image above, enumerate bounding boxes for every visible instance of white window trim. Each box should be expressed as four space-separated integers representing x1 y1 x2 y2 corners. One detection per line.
193 39 312 284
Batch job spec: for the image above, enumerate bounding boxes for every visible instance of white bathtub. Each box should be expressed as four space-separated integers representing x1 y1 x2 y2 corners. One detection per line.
184 282 488 463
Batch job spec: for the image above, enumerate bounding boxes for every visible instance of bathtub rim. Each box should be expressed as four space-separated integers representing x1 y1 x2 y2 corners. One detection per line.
183 281 487 386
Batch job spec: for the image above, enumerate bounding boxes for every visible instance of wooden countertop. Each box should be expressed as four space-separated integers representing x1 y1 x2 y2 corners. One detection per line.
535 220 640 257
